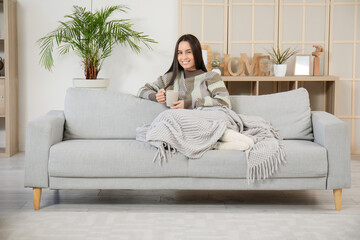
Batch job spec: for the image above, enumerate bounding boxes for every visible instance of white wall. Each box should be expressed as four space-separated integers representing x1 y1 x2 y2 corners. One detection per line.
17 0 178 150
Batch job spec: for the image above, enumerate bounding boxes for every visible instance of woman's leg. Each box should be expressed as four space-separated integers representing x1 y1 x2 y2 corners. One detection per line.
213 141 250 150
219 129 254 147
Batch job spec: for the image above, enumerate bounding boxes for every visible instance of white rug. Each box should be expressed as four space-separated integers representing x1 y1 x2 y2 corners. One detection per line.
1 211 359 240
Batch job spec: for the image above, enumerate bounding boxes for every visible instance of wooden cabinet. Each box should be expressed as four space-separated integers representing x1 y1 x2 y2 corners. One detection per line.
223 76 338 115
0 79 5 115
0 0 18 157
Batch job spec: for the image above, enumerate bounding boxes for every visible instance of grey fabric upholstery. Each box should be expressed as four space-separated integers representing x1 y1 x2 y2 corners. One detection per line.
64 88 167 139
24 88 351 195
24 111 65 188
48 139 327 179
49 177 326 190
189 140 327 178
49 140 188 178
230 88 313 140
312 111 351 189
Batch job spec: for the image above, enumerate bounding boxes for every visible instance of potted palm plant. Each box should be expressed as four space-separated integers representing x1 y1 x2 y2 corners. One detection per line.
267 46 298 77
38 5 156 88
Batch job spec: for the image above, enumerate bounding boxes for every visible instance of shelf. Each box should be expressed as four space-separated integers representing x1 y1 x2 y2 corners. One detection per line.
0 0 18 157
0 150 8 158
222 75 338 115
222 75 339 82
0 152 6 158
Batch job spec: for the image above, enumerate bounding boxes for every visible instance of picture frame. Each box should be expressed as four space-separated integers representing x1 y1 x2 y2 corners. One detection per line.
294 54 311 76
201 45 212 71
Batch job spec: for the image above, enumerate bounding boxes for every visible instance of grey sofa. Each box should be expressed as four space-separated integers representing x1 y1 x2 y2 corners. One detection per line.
24 87 351 210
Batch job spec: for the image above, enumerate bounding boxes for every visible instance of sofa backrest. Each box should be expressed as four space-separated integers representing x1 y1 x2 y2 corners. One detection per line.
64 87 313 140
64 88 167 139
230 88 313 140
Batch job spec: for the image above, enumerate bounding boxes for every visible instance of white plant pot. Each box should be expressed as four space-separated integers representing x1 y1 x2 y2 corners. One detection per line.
72 78 109 89
273 64 287 77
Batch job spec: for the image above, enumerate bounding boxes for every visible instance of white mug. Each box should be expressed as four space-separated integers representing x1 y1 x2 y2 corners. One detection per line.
166 90 179 107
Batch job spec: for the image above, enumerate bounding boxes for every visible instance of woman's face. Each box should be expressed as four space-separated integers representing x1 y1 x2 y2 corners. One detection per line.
177 41 196 71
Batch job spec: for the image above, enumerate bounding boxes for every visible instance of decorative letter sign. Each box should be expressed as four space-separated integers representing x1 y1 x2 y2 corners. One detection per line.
221 53 270 76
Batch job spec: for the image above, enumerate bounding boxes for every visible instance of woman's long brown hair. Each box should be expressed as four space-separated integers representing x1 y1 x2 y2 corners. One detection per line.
164 34 207 89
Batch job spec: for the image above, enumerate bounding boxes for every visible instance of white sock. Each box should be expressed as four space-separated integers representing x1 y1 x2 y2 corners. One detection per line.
213 141 250 151
220 129 254 147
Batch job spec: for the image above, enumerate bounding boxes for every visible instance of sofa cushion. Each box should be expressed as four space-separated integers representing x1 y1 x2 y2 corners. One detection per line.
188 140 327 178
49 140 188 178
49 139 327 179
230 88 313 140
64 88 167 139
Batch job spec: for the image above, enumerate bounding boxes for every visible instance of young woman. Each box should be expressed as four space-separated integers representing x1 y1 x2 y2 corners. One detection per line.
138 34 253 150
137 34 231 109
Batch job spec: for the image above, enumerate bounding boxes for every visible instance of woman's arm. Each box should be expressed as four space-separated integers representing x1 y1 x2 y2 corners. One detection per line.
137 76 167 101
193 73 231 109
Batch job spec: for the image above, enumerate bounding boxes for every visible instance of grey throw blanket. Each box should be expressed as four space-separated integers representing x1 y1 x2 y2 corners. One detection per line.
136 106 286 182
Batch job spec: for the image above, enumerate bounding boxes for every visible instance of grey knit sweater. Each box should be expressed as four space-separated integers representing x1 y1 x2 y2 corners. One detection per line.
137 70 231 109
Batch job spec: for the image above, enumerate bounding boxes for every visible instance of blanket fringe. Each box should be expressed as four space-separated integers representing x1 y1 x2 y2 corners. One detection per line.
152 142 177 166
247 141 286 183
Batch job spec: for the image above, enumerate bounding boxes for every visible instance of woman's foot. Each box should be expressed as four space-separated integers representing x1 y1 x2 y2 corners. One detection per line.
213 141 250 151
220 129 254 147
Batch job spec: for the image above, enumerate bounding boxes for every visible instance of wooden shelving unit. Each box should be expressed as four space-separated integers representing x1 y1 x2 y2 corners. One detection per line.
223 75 338 115
0 0 18 157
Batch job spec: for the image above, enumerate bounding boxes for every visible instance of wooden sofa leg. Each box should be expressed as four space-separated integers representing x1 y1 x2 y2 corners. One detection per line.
333 189 342 211
33 188 42 210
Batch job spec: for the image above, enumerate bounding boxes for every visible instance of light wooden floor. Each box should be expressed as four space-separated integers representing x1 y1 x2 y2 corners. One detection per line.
0 153 360 239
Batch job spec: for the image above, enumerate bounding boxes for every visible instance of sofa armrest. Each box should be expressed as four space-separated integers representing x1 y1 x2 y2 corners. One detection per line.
24 111 65 188
311 111 351 189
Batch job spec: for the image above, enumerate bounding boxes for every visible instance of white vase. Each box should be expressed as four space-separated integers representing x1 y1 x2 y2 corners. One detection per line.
212 68 221 75
273 64 287 77
72 78 109 89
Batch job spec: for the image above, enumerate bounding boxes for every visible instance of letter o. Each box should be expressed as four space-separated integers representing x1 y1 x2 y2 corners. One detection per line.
228 57 243 76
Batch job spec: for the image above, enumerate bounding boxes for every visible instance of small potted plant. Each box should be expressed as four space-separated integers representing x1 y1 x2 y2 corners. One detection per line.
267 46 298 77
38 5 156 88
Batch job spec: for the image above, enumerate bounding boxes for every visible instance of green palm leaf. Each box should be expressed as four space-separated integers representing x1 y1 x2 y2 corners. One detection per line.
267 46 299 64
38 5 157 79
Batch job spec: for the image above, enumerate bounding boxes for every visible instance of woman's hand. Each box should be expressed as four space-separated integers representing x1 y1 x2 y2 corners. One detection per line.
156 89 166 104
171 100 185 109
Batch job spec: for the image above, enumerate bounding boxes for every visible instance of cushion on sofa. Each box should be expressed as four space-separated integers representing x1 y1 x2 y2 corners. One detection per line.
49 139 189 178
49 139 327 179
64 88 167 139
230 88 314 140
189 140 327 179
64 87 313 140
